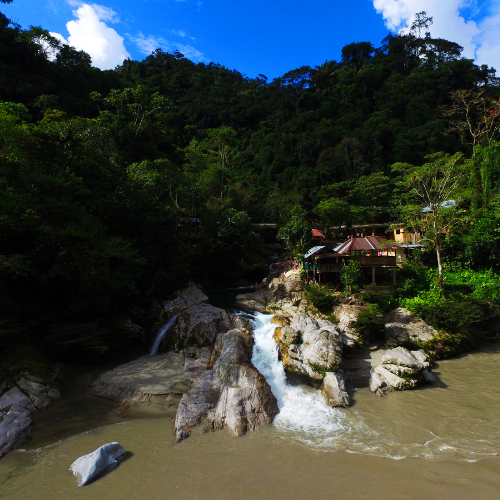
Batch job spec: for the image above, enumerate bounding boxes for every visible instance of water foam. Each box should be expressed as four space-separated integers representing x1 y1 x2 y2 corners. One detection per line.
249 311 499 462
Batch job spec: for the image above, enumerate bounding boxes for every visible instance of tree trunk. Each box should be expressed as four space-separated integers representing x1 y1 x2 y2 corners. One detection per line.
433 208 444 288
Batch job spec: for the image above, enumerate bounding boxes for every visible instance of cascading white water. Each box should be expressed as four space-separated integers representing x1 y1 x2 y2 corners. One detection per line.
250 312 348 441
149 313 180 356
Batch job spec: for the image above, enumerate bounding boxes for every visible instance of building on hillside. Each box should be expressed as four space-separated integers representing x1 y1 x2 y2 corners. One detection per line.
311 228 326 242
350 223 391 238
390 225 422 245
334 236 400 291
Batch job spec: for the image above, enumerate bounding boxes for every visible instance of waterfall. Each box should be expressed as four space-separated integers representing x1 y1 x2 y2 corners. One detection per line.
149 314 180 356
250 312 348 441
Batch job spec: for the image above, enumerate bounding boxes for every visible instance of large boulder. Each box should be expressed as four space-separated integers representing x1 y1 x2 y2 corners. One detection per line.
370 347 434 394
69 442 127 486
334 298 367 347
236 270 305 314
321 370 350 407
283 314 343 382
169 304 232 351
175 319 279 441
0 387 34 457
174 347 214 442
90 351 186 403
162 284 208 317
207 364 279 437
385 308 438 347
16 373 60 411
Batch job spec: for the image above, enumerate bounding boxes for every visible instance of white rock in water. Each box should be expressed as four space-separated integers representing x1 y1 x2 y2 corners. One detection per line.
70 442 126 486
321 371 350 407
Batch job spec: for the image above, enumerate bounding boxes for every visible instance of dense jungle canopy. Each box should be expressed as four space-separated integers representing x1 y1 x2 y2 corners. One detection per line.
1 6 500 366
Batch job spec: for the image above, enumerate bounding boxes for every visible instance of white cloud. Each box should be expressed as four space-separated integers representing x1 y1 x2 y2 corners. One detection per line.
167 29 196 40
474 3 500 71
128 31 206 62
51 3 130 70
372 0 480 59
372 0 500 72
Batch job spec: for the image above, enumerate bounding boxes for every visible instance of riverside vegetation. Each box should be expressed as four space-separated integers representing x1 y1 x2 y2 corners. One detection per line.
1 1 500 435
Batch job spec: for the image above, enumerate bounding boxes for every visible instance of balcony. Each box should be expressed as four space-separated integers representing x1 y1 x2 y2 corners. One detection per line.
350 256 396 267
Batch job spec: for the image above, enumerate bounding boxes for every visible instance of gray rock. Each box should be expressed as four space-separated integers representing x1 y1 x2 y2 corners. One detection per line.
283 314 343 381
381 347 425 371
411 349 431 368
422 369 436 383
374 366 418 390
0 387 34 457
162 284 208 317
69 442 127 486
236 270 305 314
16 374 60 411
207 364 279 437
334 301 367 345
90 351 186 403
171 304 232 351
321 371 350 407
385 308 438 347
369 372 390 396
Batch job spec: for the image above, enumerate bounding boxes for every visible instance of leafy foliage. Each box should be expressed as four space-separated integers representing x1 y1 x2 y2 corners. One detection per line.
304 284 336 313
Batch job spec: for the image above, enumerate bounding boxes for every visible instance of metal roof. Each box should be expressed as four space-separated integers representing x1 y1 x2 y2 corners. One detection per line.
335 236 387 254
312 229 325 238
304 246 326 258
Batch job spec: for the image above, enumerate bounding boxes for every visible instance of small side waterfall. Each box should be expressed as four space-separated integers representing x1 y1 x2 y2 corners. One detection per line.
149 313 180 356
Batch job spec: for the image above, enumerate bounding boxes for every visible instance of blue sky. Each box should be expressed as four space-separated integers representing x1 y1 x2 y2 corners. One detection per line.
2 0 499 78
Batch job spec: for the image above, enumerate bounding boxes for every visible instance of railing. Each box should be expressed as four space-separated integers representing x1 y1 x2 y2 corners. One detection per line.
317 264 342 272
350 256 396 267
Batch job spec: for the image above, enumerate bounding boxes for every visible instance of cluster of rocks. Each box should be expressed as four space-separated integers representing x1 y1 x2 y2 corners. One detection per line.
91 284 278 442
0 373 60 457
370 347 435 396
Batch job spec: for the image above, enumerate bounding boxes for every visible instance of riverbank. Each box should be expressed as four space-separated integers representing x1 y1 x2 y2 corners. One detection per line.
1 340 500 499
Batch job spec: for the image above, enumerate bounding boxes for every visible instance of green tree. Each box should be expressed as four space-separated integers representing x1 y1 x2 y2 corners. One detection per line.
277 207 312 255
393 152 468 286
340 261 363 294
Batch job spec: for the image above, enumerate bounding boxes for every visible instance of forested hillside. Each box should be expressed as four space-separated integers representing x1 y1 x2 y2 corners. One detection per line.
1 6 500 368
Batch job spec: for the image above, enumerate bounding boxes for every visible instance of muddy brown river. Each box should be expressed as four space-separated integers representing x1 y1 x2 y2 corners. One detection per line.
1 318 500 499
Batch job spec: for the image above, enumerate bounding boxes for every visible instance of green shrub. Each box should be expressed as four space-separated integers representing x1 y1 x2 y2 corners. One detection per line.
359 291 398 313
304 284 336 313
354 305 386 345
401 283 500 357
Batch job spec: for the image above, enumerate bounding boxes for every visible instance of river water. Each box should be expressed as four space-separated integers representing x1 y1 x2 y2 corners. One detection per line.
1 312 500 499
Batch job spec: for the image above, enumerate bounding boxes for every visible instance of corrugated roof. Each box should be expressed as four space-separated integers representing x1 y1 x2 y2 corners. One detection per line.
336 236 387 254
312 229 325 238
304 246 326 258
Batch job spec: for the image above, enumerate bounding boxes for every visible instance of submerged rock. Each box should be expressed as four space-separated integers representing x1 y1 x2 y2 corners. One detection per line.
69 442 126 486
321 370 350 407
385 308 438 347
